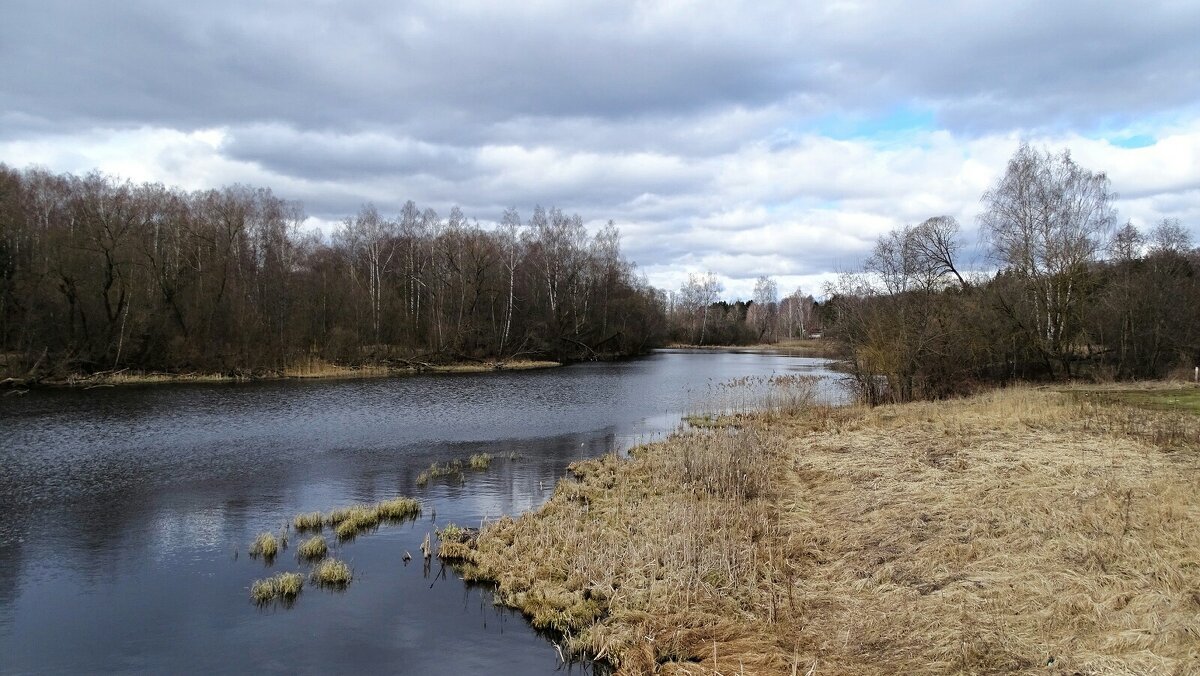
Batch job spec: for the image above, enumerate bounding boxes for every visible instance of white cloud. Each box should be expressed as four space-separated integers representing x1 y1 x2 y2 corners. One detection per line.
3 1 1199 300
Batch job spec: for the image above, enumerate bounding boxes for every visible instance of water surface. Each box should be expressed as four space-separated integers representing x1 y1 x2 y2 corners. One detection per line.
0 350 842 675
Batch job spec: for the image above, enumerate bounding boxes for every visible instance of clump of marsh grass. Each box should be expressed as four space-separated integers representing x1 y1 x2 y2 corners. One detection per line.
468 453 492 469
437 523 468 541
248 532 279 560
311 558 352 587
331 505 380 540
293 511 323 531
297 535 328 560
436 523 477 562
416 459 465 486
375 496 421 521
250 571 304 604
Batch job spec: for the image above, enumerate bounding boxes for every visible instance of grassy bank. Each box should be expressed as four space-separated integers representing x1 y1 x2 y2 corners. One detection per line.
667 338 842 360
17 357 562 388
444 386 1200 674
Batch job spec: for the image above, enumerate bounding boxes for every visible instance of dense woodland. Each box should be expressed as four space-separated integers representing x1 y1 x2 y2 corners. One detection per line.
0 165 666 380
3 145 1196 397
827 144 1200 403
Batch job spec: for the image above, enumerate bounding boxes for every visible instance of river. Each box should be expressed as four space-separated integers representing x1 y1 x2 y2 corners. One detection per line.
0 349 843 675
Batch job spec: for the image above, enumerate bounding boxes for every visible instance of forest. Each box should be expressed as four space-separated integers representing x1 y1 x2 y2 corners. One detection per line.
826 144 1200 403
3 144 1196 397
0 166 666 381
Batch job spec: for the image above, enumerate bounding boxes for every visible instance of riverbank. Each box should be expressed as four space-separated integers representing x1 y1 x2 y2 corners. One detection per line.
443 384 1200 674
4 357 563 389
666 338 842 359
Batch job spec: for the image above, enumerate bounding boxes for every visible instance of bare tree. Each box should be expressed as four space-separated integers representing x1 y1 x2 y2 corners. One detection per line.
980 144 1116 376
678 272 722 345
749 276 778 342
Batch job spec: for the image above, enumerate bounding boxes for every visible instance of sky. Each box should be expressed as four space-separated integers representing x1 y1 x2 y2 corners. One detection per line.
2 1 1199 300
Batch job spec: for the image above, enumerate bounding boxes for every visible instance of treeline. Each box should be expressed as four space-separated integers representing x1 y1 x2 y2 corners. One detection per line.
0 166 666 380
828 144 1200 403
665 272 821 345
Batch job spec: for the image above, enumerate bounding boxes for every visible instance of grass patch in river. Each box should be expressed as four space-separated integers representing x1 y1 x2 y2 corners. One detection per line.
251 572 304 604
297 535 327 560
332 505 380 540
417 452 511 487
293 511 323 531
416 460 464 486
311 558 352 587
248 532 279 560
375 496 421 520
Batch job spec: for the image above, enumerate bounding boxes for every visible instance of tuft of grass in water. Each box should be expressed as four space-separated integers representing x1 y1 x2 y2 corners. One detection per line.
311 558 352 587
274 572 303 598
375 496 421 521
248 532 279 560
297 535 328 560
468 453 492 469
332 505 380 540
250 572 304 603
293 512 324 531
416 460 465 486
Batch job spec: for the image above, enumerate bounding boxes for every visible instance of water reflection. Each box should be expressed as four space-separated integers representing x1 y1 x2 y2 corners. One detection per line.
0 350 842 674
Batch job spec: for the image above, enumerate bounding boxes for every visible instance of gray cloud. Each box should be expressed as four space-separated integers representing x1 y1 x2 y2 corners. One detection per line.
2 1 1199 293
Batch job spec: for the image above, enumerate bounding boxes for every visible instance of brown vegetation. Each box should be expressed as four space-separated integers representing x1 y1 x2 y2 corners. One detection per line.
250 572 304 603
444 387 1200 674
311 558 352 587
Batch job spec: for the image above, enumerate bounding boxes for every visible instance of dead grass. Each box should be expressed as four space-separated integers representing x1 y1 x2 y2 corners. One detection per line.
312 558 352 587
447 386 1200 674
376 496 422 520
283 357 391 379
293 511 324 531
331 505 381 540
297 535 328 560
428 359 561 373
323 497 421 540
248 532 280 560
250 571 304 603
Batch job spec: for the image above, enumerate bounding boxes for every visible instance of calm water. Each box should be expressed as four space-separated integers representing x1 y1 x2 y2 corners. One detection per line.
0 350 843 675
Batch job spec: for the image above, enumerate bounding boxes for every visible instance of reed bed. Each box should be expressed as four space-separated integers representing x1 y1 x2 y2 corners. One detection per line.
445 386 1200 674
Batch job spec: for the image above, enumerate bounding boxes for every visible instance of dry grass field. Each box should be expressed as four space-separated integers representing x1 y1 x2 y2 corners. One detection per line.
444 385 1200 675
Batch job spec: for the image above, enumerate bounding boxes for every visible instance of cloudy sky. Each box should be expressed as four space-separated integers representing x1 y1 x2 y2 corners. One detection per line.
2 1 1199 299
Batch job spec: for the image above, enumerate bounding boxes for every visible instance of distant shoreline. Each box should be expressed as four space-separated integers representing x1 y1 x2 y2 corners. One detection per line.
5 358 563 390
